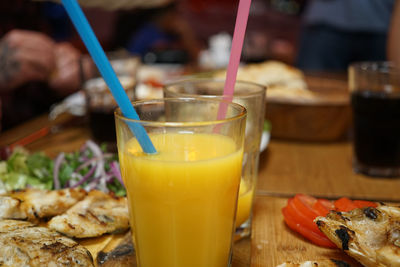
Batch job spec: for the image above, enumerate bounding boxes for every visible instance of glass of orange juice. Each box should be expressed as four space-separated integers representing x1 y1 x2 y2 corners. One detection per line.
115 98 246 267
164 79 266 240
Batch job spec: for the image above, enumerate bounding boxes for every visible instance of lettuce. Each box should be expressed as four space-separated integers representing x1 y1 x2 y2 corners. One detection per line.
0 149 53 191
0 142 124 196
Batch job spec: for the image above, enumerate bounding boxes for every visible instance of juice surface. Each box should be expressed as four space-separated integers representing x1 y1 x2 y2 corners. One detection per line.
120 133 243 267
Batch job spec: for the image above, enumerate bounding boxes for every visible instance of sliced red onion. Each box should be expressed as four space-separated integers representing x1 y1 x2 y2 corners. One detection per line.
105 174 115 183
56 140 123 194
86 140 102 157
75 153 113 172
53 152 65 190
84 174 111 192
83 176 100 191
86 140 105 178
68 174 82 188
71 165 96 188
75 157 98 172
110 161 124 188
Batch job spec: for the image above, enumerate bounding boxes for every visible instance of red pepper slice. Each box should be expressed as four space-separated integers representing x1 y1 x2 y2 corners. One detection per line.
282 207 336 248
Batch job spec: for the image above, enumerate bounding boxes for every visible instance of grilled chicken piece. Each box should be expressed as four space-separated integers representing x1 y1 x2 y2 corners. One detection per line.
48 190 129 238
0 219 94 267
277 259 352 267
315 204 400 267
97 231 136 267
0 188 87 222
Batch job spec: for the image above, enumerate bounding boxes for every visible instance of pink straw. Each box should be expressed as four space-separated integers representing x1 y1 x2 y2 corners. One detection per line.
217 0 252 120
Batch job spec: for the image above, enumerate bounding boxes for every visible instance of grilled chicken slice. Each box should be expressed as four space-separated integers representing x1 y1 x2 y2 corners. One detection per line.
277 259 352 267
0 219 94 267
96 231 136 267
315 204 400 267
48 190 129 238
0 188 87 222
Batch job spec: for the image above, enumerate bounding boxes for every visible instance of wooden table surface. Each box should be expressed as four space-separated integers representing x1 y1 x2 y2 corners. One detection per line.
257 140 400 202
1 98 399 266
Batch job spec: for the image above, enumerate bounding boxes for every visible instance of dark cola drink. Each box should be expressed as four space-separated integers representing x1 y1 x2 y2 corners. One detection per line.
351 90 400 177
84 76 135 143
88 107 117 142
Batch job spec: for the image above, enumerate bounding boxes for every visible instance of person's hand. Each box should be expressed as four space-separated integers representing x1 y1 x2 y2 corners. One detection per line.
48 42 81 96
49 42 95 96
0 29 56 91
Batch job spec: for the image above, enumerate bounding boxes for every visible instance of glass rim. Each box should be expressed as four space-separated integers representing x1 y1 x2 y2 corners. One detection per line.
84 76 136 93
164 78 267 99
114 97 247 127
349 61 400 75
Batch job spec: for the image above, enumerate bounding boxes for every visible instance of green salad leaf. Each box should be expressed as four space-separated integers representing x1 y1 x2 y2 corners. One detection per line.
0 148 54 192
0 142 125 196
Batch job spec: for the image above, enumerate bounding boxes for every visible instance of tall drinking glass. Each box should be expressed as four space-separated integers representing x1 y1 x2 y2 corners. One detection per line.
164 79 266 239
84 53 139 143
115 98 247 267
349 62 400 177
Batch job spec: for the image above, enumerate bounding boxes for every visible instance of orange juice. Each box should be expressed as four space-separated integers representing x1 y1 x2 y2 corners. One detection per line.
236 179 254 228
120 133 243 267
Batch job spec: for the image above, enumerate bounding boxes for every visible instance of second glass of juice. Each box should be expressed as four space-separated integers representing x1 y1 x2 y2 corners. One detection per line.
115 98 247 267
164 79 266 240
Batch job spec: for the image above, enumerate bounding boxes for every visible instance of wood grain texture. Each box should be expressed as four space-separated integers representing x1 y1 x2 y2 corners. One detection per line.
251 196 362 267
257 141 400 201
0 114 93 158
233 237 251 267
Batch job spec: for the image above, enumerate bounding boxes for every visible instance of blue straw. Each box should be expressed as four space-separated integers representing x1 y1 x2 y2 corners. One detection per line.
61 0 156 154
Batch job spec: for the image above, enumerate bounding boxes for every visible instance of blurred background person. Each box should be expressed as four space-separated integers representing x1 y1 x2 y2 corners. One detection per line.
111 2 202 64
180 0 304 65
0 29 94 131
0 0 95 131
296 0 395 71
0 0 202 131
0 30 93 96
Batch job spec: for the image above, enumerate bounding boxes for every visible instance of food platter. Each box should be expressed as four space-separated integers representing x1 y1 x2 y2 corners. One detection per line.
0 135 132 266
252 196 362 267
0 186 397 266
252 195 400 267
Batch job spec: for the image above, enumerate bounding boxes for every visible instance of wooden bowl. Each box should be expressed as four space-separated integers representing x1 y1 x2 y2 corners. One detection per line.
265 74 351 142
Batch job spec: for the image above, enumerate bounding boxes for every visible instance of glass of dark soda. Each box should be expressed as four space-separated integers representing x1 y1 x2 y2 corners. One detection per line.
349 61 400 177
83 54 139 144
84 76 135 143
